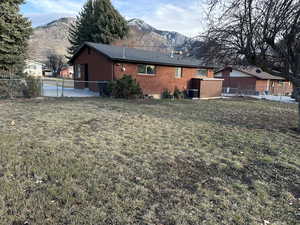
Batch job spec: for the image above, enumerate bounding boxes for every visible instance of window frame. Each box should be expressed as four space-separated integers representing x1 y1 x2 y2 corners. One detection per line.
138 64 156 75
196 69 208 77
279 80 284 87
75 64 82 79
175 67 183 78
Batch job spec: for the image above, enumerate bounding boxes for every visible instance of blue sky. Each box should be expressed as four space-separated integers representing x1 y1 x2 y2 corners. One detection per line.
21 0 208 37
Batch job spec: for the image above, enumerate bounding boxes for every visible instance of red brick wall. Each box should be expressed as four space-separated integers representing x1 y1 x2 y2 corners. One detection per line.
73 46 113 91
113 62 214 95
60 69 73 79
256 80 269 93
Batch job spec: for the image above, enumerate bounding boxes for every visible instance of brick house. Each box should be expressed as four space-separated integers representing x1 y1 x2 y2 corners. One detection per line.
59 66 74 79
69 42 223 99
215 66 293 95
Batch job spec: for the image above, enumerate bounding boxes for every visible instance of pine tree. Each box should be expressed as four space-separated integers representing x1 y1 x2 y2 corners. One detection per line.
0 0 32 75
68 0 128 57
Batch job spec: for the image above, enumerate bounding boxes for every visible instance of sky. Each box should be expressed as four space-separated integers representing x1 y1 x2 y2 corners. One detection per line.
21 0 209 37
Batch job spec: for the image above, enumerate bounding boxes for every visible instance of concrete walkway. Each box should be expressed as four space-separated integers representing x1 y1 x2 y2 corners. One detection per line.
223 93 296 103
42 85 99 97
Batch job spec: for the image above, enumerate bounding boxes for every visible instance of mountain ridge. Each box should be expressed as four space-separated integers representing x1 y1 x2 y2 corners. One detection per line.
28 17 194 62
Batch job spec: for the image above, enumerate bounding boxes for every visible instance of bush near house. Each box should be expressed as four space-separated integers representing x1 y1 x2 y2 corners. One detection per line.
108 75 143 99
162 88 187 99
173 87 186 99
161 89 172 99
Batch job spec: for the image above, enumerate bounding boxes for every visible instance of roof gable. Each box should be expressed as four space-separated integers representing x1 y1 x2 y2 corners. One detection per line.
216 66 285 80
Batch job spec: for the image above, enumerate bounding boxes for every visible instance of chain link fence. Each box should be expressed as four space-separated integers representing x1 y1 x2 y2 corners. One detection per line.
0 78 40 98
222 87 295 103
0 77 106 98
222 86 293 96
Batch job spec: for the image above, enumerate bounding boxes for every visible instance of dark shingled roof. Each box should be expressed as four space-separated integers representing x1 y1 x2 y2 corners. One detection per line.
70 42 214 68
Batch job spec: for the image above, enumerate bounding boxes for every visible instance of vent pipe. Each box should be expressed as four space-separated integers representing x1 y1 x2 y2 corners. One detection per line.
170 50 174 58
122 47 126 59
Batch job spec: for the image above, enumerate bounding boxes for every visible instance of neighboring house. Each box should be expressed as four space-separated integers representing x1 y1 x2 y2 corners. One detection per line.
215 66 293 95
69 42 223 99
43 68 53 77
24 60 44 77
60 66 74 79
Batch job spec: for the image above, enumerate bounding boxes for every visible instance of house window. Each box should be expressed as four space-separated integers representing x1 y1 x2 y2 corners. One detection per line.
175 67 182 78
138 64 156 75
75 64 82 79
197 69 208 77
279 81 284 87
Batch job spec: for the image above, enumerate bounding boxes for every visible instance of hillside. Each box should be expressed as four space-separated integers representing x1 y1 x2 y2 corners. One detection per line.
28 17 74 62
114 19 189 53
28 17 192 62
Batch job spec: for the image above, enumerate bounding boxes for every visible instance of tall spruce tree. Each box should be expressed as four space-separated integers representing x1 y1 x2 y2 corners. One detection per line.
0 0 32 75
68 0 128 57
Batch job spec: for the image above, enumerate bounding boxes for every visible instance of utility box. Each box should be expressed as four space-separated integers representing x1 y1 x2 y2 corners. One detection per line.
98 81 109 96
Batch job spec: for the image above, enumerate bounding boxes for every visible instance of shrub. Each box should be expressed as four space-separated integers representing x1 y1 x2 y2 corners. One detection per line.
23 76 42 98
173 87 185 99
108 75 143 99
0 79 24 98
0 80 9 98
161 89 172 99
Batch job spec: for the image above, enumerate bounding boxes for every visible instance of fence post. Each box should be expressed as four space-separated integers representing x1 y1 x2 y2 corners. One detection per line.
40 77 43 97
9 79 13 99
62 77 65 97
56 80 58 97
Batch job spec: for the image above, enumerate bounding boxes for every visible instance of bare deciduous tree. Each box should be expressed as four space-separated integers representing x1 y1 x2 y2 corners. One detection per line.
46 52 65 77
204 0 300 130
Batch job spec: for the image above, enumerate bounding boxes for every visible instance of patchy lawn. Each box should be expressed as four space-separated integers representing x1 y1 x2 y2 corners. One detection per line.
0 98 299 225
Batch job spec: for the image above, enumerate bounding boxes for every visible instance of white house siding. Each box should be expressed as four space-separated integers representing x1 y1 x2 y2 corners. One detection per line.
24 60 43 77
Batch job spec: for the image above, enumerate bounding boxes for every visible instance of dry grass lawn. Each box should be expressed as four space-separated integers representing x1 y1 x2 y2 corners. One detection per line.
0 98 299 225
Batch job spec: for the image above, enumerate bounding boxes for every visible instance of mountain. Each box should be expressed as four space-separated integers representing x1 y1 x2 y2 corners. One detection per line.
28 17 75 62
28 17 193 62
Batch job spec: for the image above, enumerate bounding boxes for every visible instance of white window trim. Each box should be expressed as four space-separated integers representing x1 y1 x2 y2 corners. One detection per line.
175 67 182 78
196 69 208 77
137 64 156 76
138 73 156 76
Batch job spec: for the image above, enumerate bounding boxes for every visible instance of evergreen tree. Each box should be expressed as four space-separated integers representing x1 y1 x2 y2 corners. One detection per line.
68 0 128 57
0 0 32 75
